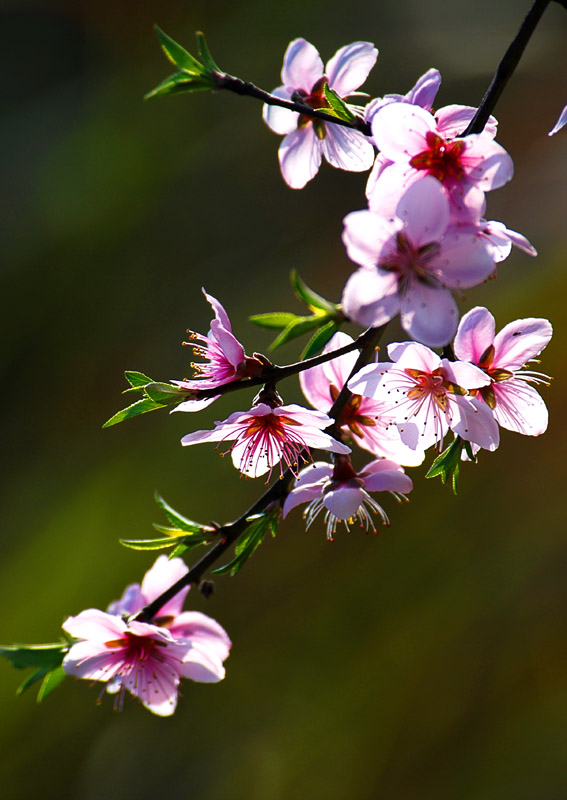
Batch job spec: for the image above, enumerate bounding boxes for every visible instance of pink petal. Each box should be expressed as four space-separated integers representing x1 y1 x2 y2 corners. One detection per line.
281 39 323 89
492 380 548 435
390 341 441 373
461 135 514 190
179 645 226 683
278 126 322 189
140 556 189 618
209 320 245 368
396 176 450 247
451 396 499 450
202 289 232 331
63 641 124 682
433 227 496 289
406 69 442 110
170 611 231 662
400 282 459 347
493 318 553 369
341 267 400 327
342 209 398 268
347 362 396 398
441 359 491 390
62 609 126 643
325 41 378 96
435 105 498 139
364 467 413 494
262 86 298 134
125 658 180 716
371 103 436 161
321 126 375 173
366 161 421 217
548 104 567 136
453 306 496 364
323 485 365 519
172 395 220 413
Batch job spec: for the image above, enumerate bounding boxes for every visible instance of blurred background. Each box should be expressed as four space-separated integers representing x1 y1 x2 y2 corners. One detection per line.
1 0 566 798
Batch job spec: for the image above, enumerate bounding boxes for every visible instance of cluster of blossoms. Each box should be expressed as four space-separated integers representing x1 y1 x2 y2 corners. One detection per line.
62 556 231 715
5 26 556 718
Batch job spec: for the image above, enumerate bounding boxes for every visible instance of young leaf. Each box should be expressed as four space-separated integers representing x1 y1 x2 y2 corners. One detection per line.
0 643 67 671
124 370 153 388
145 72 214 100
153 26 205 75
120 534 190 552
195 31 221 73
16 668 50 697
249 312 300 330
155 493 215 534
37 666 67 702
290 269 337 314
301 321 340 359
322 83 356 122
212 508 279 577
270 316 324 350
425 436 465 494
103 397 166 428
144 382 187 405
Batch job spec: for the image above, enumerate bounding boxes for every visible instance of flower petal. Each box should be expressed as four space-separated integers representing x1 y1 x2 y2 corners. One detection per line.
262 86 299 134
371 103 435 161
453 306 495 364
321 126 375 173
325 41 378 96
400 282 459 348
278 126 322 189
140 556 189 618
341 267 400 327
492 380 548 435
493 318 553 369
281 38 323 89
396 176 450 247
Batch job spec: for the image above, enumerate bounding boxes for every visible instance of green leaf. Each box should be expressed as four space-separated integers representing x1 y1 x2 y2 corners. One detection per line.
322 83 356 122
16 668 50 696
155 493 214 534
290 269 337 313
270 316 324 350
120 534 189 551
124 370 153 388
196 31 221 73
144 382 186 405
301 321 340 359
152 525 210 549
37 666 67 702
425 436 465 494
249 312 300 330
103 397 166 428
145 71 214 100
0 643 67 671
169 543 190 559
212 508 279 577
153 26 205 75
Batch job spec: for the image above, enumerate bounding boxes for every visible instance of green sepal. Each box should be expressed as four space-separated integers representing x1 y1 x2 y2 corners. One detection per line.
155 493 215 535
248 312 300 330
153 26 205 75
145 71 214 100
212 508 279 577
290 269 337 314
37 666 67 702
103 397 166 428
124 370 154 388
301 320 340 359
0 643 68 671
319 83 356 122
195 31 221 73
425 436 468 494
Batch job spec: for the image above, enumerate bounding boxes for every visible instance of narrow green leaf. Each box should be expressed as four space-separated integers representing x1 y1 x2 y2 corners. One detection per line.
103 397 166 428
249 312 300 330
16 668 49 697
301 321 339 359
152 525 210 549
195 31 221 73
270 316 323 350
0 643 67 671
154 26 205 75
212 509 279 577
290 269 337 313
154 493 213 534
120 535 188 551
322 83 356 121
144 382 186 405
37 666 67 702
145 71 214 100
425 436 463 495
124 370 153 388
169 544 190 559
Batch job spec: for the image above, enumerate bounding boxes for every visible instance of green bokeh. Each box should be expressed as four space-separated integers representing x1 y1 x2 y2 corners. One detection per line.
1 1 566 798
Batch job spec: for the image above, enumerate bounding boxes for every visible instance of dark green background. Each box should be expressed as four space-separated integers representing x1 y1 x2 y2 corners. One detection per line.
1 1 566 798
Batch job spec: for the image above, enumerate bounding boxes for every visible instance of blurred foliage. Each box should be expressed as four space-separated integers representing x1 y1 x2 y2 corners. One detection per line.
0 0 566 798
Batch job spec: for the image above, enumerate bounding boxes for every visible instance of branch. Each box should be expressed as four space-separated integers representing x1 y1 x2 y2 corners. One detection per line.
133 324 385 622
462 0 552 135
213 73 372 136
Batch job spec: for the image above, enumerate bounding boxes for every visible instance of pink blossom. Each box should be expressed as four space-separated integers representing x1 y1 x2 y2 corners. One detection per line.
342 177 500 347
283 456 412 540
348 341 500 452
299 332 425 465
548 104 567 136
453 306 552 436
263 38 377 189
173 289 262 412
62 557 231 715
181 402 351 479
367 101 511 220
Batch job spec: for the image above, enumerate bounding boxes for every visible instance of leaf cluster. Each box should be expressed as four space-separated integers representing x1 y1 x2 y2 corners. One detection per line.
146 29 221 99
103 371 191 428
0 643 69 702
425 437 476 494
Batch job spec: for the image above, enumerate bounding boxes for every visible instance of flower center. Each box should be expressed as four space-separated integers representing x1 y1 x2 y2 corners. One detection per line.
379 233 440 288
409 131 465 182
293 76 330 139
330 384 376 437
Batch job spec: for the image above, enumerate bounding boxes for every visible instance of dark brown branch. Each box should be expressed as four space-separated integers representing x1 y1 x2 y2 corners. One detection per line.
213 73 372 136
462 0 552 135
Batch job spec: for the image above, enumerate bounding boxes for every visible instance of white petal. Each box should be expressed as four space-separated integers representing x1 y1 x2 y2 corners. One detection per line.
281 38 323 89
325 42 378 96
278 126 322 189
321 126 375 173
262 86 299 135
